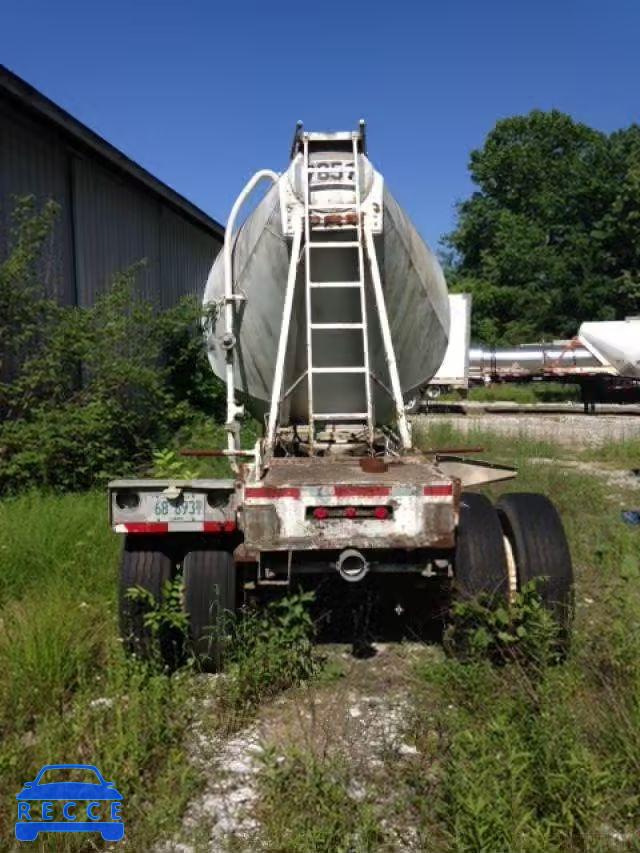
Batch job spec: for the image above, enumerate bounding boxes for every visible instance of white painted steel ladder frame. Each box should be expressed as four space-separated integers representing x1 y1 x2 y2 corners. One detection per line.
262 133 411 455
222 169 279 465
301 133 375 451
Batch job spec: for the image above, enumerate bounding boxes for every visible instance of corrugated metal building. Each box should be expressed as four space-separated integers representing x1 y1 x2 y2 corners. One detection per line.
0 64 224 310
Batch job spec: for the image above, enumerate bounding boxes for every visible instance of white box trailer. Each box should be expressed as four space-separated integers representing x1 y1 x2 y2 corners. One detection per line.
109 125 573 668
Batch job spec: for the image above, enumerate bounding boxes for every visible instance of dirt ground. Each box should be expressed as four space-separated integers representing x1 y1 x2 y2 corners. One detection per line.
158 644 431 853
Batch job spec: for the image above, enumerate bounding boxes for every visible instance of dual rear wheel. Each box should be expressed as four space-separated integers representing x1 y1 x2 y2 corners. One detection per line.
119 539 236 671
455 491 574 631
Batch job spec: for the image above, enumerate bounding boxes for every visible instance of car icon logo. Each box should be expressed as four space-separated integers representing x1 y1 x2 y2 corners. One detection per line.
15 763 123 842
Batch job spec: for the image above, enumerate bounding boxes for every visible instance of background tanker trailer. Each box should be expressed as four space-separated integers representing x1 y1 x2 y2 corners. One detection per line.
109 123 573 668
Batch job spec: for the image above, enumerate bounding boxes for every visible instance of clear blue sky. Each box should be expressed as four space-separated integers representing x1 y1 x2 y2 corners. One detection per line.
2 0 639 249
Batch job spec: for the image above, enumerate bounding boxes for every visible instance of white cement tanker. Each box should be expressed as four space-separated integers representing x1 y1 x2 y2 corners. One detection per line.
203 123 449 431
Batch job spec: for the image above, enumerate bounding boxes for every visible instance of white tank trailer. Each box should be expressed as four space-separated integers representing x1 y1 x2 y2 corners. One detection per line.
109 124 574 668
579 319 640 380
203 128 450 427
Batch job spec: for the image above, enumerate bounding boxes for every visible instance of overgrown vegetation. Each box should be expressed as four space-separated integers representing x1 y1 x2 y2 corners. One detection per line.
0 492 197 849
0 196 227 494
243 427 640 853
0 490 319 849
443 580 564 668
218 592 318 727
255 748 382 853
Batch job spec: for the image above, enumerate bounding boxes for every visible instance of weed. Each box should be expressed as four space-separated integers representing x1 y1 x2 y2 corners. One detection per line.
126 576 190 669
444 581 564 668
254 746 383 853
218 592 318 725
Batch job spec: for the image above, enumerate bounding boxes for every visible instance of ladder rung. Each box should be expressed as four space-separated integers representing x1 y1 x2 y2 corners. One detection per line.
311 367 367 373
308 241 360 248
311 322 363 330
310 281 362 289
312 413 369 420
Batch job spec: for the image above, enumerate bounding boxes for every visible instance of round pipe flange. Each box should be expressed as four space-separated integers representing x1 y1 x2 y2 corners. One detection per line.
336 548 369 583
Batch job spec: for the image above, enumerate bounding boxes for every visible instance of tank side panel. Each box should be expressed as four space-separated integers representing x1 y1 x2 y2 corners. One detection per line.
374 187 450 400
204 183 289 415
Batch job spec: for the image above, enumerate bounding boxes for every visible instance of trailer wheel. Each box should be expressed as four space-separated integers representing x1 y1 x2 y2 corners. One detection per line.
496 493 574 631
183 549 236 671
119 536 175 660
454 492 509 603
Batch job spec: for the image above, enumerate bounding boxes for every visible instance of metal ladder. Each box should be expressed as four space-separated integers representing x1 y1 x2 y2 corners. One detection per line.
302 133 375 450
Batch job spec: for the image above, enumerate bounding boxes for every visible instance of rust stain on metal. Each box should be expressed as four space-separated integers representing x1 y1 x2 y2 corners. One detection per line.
233 544 259 563
359 457 388 474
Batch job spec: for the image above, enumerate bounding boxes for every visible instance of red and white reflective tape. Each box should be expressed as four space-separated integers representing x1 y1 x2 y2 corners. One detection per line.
114 521 237 535
244 487 301 499
423 484 454 501
244 483 453 501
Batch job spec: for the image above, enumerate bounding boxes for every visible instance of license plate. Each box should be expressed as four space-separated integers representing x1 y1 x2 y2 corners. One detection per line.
151 494 205 523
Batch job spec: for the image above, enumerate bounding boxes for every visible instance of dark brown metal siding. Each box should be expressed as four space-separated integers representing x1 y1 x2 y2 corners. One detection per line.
0 93 222 312
0 100 75 304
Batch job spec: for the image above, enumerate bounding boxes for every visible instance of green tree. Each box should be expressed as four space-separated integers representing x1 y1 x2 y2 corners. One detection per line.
446 110 637 343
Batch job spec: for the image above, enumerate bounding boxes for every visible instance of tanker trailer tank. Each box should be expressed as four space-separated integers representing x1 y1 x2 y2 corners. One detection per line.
203 122 450 449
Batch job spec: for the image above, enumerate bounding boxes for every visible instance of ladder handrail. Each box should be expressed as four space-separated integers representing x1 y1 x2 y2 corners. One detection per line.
265 215 303 455
352 134 375 446
362 222 412 449
302 136 316 451
222 169 279 461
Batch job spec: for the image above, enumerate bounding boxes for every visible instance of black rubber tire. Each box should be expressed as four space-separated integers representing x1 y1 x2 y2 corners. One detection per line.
183 549 236 671
454 492 509 603
119 536 174 659
496 493 574 630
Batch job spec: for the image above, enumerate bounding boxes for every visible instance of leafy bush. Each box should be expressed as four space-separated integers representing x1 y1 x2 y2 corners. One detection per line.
444 582 564 669
0 197 227 493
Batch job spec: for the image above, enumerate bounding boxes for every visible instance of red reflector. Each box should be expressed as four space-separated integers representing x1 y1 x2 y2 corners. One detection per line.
423 484 453 497
374 506 390 519
223 520 237 533
245 487 301 499
334 486 390 497
313 507 329 520
344 506 357 519
203 521 222 533
123 522 169 534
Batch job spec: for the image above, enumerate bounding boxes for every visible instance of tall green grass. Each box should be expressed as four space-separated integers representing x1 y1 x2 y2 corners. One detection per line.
0 491 318 850
441 382 580 404
0 493 198 850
